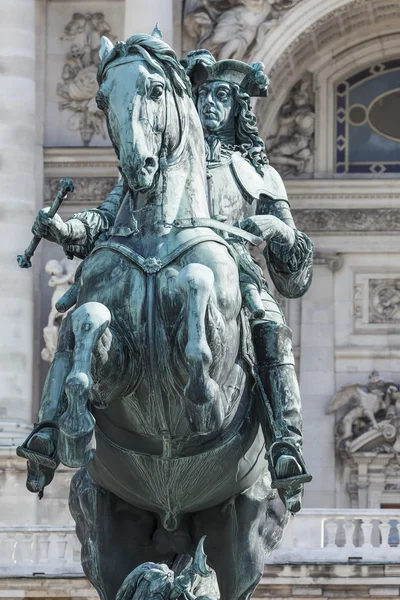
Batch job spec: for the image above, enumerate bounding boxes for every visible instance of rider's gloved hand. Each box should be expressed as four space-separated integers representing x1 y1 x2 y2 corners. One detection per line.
32 208 69 244
240 215 295 247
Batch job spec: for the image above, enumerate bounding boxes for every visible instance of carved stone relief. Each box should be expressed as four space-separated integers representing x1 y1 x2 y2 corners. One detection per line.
56 13 117 146
353 273 400 332
41 258 80 363
292 209 400 233
328 370 400 507
183 0 304 60
266 73 315 177
45 177 118 205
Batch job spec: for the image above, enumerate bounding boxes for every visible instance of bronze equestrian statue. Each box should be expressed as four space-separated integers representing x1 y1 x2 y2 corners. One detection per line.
17 31 313 600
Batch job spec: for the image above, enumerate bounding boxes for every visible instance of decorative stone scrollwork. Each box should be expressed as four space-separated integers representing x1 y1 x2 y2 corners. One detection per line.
56 13 116 146
41 258 80 363
328 370 400 455
183 0 304 60
266 73 315 177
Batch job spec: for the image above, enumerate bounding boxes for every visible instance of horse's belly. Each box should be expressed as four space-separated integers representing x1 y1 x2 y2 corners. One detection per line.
88 418 267 529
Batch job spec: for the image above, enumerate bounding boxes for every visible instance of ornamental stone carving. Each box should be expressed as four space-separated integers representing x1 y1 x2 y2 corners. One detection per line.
183 0 304 60
266 73 315 177
369 279 400 324
56 13 116 146
292 208 400 233
41 258 80 363
327 371 400 455
45 177 118 205
353 273 400 332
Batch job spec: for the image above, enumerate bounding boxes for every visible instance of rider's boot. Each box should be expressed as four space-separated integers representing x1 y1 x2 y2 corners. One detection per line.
251 320 312 513
17 314 74 496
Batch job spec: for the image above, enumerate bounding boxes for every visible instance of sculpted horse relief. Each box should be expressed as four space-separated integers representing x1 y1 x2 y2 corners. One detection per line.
17 30 313 600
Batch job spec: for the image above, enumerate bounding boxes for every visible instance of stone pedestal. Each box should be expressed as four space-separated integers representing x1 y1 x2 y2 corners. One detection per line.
0 0 37 447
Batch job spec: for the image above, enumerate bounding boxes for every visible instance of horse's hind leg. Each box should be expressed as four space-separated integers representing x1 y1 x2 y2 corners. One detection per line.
58 302 111 468
69 468 172 600
191 476 289 600
177 263 225 434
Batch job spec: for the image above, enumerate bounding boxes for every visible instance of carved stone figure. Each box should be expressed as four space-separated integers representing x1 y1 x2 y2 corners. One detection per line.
17 31 314 600
267 74 315 177
41 258 80 362
328 370 400 453
57 13 116 146
183 0 303 60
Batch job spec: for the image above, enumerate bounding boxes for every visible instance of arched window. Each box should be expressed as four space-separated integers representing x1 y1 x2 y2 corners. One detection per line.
336 59 400 174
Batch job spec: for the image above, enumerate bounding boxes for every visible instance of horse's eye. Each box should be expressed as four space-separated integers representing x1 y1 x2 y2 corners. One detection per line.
151 85 164 100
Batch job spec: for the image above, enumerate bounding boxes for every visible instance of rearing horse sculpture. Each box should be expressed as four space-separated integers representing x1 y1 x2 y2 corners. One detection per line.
25 34 289 600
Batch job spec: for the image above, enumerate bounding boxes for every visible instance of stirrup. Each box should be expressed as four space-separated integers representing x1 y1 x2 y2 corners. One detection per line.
268 440 312 490
16 420 59 470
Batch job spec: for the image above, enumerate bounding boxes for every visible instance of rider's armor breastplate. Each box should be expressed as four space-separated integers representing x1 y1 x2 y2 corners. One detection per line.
207 150 256 224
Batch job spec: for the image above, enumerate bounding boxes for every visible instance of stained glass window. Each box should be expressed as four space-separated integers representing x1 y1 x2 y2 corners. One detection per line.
336 59 400 174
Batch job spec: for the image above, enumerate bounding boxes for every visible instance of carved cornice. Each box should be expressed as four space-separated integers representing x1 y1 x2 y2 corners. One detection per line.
44 177 118 204
292 209 400 232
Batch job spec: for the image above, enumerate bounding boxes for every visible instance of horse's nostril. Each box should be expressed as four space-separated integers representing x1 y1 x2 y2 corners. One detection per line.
144 157 156 170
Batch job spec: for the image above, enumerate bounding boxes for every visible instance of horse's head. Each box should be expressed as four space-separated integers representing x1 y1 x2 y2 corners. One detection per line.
96 34 192 193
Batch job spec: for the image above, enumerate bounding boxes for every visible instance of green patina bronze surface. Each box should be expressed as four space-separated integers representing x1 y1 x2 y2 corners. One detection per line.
17 29 313 600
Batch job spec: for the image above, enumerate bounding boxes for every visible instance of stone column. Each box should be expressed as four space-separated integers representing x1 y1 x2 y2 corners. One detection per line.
299 253 343 508
124 0 174 46
0 0 37 449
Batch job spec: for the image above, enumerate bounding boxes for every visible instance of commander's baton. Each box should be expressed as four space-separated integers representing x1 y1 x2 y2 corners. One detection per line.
17 178 74 269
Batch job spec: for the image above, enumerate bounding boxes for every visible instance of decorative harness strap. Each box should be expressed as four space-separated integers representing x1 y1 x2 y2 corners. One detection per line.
171 218 263 246
93 233 234 274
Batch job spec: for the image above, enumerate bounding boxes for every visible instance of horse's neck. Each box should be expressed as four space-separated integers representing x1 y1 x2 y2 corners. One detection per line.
132 104 209 234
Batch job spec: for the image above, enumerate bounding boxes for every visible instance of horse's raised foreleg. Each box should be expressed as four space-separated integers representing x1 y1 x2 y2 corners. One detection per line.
58 302 111 468
177 264 225 435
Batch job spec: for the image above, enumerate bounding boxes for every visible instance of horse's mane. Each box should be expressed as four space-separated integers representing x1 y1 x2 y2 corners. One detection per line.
97 34 192 98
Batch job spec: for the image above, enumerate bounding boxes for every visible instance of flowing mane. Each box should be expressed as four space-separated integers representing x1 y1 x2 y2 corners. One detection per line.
97 34 192 98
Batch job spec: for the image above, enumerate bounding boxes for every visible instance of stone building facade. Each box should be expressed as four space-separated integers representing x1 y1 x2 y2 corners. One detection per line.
1 0 400 598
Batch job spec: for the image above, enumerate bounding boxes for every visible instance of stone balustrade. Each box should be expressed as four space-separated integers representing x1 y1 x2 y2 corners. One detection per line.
267 509 400 563
0 527 82 576
0 510 399 577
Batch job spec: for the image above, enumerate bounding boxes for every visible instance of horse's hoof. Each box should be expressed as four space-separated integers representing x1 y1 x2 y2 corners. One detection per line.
57 425 95 468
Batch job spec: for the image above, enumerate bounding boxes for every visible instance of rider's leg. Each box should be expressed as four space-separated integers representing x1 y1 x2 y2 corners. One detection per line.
17 312 75 494
251 286 311 513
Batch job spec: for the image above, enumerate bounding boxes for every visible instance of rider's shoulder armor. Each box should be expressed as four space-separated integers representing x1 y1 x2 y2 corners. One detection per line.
230 152 288 203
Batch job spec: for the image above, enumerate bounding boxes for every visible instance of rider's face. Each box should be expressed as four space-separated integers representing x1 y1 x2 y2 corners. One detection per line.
197 82 235 135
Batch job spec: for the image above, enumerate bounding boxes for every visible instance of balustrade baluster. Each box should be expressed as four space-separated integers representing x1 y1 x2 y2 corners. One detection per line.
380 519 391 548
361 518 373 548
37 532 51 563
325 520 338 547
344 518 356 548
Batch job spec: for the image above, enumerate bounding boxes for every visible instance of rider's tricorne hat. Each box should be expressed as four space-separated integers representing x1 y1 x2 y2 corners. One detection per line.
183 49 270 97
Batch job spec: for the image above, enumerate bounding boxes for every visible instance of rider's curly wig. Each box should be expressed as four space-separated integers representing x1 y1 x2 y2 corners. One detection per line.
97 34 192 98
192 83 268 176
231 84 268 176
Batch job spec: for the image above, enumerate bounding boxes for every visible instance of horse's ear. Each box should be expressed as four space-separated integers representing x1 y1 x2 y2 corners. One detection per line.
151 23 163 39
99 36 114 61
